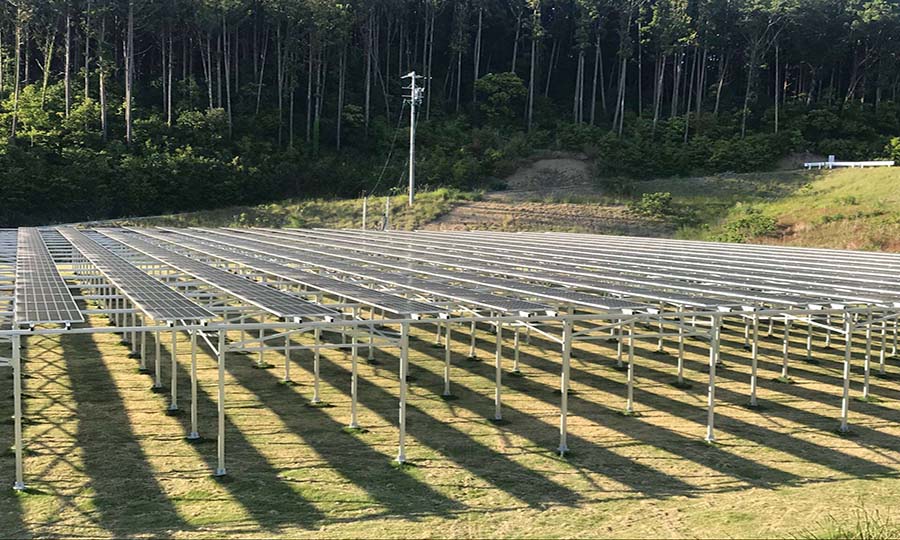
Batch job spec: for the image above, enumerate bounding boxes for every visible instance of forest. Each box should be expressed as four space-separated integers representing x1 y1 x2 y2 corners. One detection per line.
0 0 899 226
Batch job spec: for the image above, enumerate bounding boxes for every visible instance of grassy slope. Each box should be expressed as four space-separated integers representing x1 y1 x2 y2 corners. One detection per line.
642 168 900 249
110 189 480 231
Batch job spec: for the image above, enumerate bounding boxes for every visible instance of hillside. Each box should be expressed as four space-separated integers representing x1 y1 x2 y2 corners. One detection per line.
116 163 900 252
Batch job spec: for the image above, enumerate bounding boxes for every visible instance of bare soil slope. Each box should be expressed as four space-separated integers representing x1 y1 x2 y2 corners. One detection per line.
425 153 674 236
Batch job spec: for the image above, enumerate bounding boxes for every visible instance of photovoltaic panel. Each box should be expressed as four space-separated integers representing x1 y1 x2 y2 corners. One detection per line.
179 228 553 314
14 228 84 326
98 229 339 321
58 227 216 323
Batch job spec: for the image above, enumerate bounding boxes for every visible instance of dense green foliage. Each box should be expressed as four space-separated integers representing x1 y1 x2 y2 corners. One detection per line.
1 0 899 225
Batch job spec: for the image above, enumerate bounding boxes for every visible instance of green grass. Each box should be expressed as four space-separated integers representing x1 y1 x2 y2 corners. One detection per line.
3 309 900 538
109 187 481 231
645 168 900 249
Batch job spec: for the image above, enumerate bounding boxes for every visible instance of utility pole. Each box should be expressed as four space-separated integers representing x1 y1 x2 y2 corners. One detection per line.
402 71 426 207
362 192 368 230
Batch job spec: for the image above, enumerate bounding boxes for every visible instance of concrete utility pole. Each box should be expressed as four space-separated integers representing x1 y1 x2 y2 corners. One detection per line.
402 71 426 207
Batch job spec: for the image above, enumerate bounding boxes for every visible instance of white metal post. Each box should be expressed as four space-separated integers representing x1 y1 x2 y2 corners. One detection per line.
706 317 721 442
188 330 199 439
349 309 359 429
12 334 25 491
864 319 872 399
362 194 368 230
781 317 791 379
626 323 635 413
677 310 685 384
840 317 853 433
169 330 178 411
257 328 267 368
512 327 521 373
283 330 292 384
750 314 759 407
469 320 477 359
397 322 409 463
494 323 503 421
139 317 147 372
312 327 321 403
443 322 452 397
559 319 573 455
402 71 423 207
216 329 227 476
154 329 162 389
879 318 887 374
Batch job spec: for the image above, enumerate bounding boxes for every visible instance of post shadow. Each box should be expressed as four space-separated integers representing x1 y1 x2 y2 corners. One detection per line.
280 331 585 509
218 344 465 521
59 326 192 536
505 334 898 480
0 342 26 536
150 330 327 531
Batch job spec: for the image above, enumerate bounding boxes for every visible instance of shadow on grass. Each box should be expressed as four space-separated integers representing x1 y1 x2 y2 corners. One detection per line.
218 345 466 522
150 331 327 531
278 333 585 510
60 324 192 537
426 338 799 490
503 328 898 481
0 340 26 537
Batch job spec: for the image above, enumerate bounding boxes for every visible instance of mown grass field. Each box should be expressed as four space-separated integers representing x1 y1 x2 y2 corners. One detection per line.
3 306 900 538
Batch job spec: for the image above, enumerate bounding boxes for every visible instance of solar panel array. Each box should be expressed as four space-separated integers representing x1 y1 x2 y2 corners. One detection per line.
130 228 445 317
171 227 554 314
14 228 84 326
97 229 339 321
59 227 216 323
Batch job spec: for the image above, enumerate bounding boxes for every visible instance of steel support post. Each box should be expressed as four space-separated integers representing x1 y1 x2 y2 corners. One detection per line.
626 323 635 413
257 328 267 368
188 330 199 439
558 319 573 455
312 327 321 403
806 316 813 361
864 318 872 399
169 330 178 411
12 334 25 491
139 316 147 371
349 310 360 429
215 329 227 476
468 320 477 359
283 331 292 384
154 330 162 389
750 315 760 407
396 322 410 464
616 319 624 368
706 317 721 442
494 322 503 421
512 327 521 374
443 322 452 397
434 321 442 345
781 317 792 379
840 317 853 433
879 319 887 374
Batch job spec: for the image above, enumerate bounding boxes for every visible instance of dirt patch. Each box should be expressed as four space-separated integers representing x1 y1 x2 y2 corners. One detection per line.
426 153 673 235
424 200 673 235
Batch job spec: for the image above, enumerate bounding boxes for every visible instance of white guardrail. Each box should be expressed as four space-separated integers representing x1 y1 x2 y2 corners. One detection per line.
804 155 895 169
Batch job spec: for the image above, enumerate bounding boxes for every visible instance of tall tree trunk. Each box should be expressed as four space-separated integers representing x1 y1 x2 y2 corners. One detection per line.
473 6 483 103
10 7 22 139
223 14 232 136
167 27 173 126
64 9 71 117
511 9 522 73
544 39 557 97
84 0 91 101
336 45 346 150
364 11 372 133
99 19 108 141
774 44 780 133
40 29 57 109
714 51 727 116
125 0 134 144
652 53 665 132
590 32 601 125
254 26 268 115
527 31 536 130
684 47 697 143
306 36 313 143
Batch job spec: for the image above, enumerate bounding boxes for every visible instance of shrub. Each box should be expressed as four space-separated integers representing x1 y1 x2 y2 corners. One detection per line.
713 206 778 243
629 192 675 218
